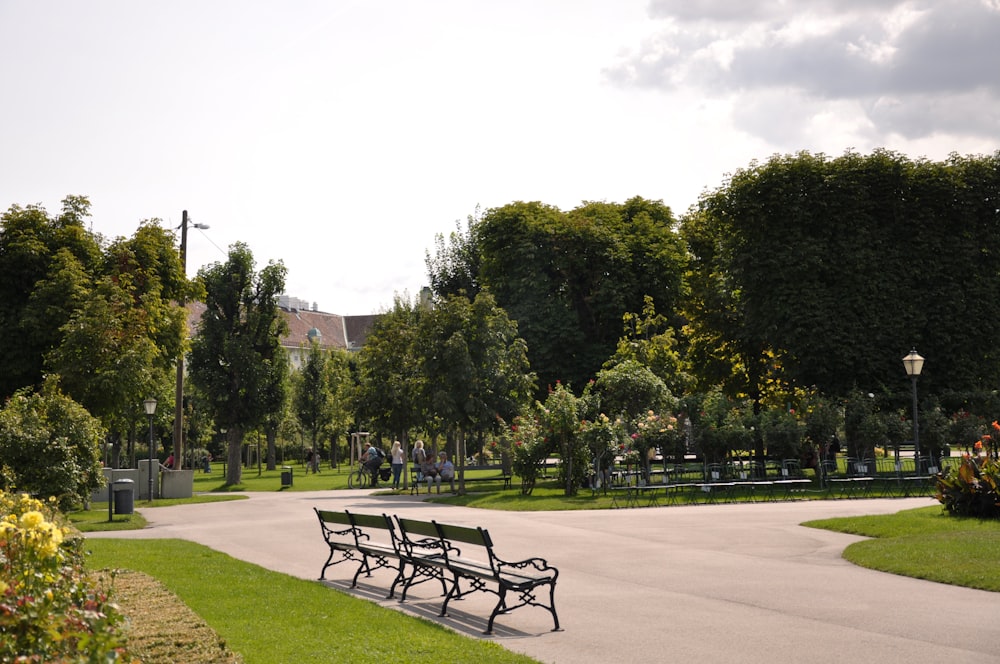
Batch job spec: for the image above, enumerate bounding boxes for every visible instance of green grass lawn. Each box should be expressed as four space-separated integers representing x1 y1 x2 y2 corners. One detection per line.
83 538 539 664
804 505 1000 592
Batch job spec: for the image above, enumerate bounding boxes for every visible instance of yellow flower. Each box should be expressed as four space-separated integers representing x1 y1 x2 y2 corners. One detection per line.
20 510 45 529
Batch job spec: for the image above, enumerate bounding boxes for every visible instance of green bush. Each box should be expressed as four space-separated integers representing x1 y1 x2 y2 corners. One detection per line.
0 385 106 509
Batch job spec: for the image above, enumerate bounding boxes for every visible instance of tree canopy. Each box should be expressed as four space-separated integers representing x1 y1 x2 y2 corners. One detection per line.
427 197 687 396
189 243 288 485
681 149 1000 404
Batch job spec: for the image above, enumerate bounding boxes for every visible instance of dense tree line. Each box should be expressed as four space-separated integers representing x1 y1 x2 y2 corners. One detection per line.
5 149 1000 502
682 149 1000 408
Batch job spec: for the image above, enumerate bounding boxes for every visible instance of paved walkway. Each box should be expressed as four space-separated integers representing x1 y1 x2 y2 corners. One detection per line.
88 493 1000 664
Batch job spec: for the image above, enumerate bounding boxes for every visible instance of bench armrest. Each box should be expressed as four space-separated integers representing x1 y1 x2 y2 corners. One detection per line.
497 556 558 577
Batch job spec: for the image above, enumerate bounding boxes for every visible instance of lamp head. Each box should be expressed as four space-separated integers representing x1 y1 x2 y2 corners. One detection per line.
902 349 924 377
143 397 158 416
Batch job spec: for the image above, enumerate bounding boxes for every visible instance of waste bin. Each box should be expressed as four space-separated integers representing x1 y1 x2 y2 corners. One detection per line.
113 479 134 515
280 466 293 488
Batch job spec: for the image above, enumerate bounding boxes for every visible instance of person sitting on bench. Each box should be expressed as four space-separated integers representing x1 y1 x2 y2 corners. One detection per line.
427 451 454 493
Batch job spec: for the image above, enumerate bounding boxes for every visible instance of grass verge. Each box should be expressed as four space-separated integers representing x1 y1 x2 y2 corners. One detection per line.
803 505 1000 592
84 538 539 664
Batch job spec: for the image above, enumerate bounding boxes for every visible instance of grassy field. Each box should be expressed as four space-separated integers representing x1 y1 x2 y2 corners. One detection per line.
804 505 1000 592
84 538 539 664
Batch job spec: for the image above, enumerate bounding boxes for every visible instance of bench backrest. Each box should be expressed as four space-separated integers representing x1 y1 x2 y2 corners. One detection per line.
346 510 391 533
344 510 398 553
435 521 493 549
397 516 438 540
395 516 453 559
316 508 351 528
433 521 501 575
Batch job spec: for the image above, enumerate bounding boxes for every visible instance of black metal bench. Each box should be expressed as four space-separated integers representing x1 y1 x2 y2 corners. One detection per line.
397 517 561 635
314 508 446 600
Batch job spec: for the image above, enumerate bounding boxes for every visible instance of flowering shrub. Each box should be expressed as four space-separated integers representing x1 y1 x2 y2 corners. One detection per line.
0 491 132 662
634 411 684 459
579 414 625 469
540 383 588 495
505 415 551 495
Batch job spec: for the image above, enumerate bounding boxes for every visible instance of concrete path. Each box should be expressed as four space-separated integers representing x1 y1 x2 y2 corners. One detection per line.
87 493 1000 664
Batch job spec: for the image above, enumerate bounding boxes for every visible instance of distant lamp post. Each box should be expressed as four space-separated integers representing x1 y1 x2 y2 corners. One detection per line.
144 397 158 501
902 349 925 470
174 210 209 470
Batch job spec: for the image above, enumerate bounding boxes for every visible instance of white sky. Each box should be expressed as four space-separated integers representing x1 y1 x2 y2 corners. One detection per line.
2 0 997 315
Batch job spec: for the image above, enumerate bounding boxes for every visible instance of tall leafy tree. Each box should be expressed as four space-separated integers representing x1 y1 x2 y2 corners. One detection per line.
429 197 686 397
189 243 288 485
292 340 335 466
425 209 481 300
354 295 427 473
417 292 535 492
682 149 1000 402
0 197 102 399
47 222 188 463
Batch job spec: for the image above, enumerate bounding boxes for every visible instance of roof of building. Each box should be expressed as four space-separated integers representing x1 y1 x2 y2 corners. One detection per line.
185 301 379 352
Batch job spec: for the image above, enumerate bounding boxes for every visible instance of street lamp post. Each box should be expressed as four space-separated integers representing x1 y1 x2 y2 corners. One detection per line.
902 349 925 471
174 210 209 470
144 397 158 501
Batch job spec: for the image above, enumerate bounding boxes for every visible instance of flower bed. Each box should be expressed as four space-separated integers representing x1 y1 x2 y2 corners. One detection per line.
0 491 131 661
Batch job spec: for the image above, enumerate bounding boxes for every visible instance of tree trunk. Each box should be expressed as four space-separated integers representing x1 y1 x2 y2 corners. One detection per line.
266 427 277 470
225 427 243 485
457 428 466 495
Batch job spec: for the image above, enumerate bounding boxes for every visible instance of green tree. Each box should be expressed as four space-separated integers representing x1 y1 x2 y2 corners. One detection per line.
0 197 102 399
355 295 427 477
188 243 288 486
293 340 334 466
428 197 686 398
591 360 673 423
682 149 1000 401
608 295 690 396
417 292 535 493
0 381 105 509
47 222 187 465
425 210 481 300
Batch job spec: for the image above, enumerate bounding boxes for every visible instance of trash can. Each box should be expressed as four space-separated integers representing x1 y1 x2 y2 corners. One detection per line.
113 479 134 515
280 466 293 488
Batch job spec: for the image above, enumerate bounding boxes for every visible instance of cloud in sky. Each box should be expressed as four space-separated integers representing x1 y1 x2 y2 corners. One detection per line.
1 1 996 316
607 0 1000 142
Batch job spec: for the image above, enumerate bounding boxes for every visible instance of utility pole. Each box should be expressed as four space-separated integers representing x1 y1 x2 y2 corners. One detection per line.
173 210 208 470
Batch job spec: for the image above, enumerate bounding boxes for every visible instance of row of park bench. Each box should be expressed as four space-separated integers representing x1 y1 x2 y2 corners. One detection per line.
314 508 560 634
602 457 946 508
